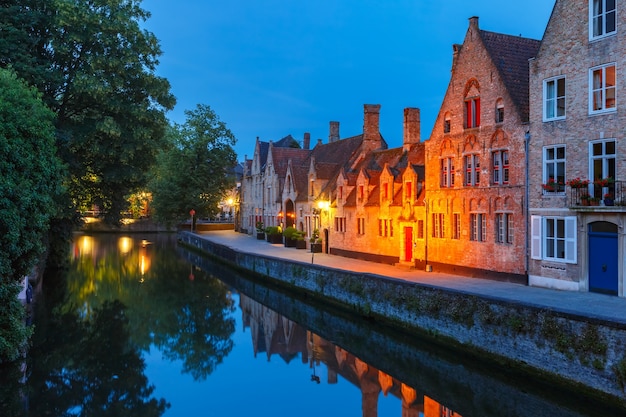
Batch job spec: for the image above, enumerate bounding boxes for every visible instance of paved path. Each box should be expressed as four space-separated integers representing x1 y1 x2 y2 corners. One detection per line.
192 230 626 326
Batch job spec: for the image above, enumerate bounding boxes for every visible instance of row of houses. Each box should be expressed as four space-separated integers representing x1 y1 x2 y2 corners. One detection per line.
239 0 626 297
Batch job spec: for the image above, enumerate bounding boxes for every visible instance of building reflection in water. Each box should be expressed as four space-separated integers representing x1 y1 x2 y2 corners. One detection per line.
239 293 461 417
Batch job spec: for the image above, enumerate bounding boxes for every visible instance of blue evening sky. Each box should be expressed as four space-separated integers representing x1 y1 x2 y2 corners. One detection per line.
141 1 555 160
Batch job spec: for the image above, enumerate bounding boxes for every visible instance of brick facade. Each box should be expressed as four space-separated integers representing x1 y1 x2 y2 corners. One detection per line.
528 0 626 296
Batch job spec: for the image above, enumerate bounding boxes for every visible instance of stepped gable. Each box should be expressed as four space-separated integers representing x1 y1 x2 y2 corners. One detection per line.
479 30 541 122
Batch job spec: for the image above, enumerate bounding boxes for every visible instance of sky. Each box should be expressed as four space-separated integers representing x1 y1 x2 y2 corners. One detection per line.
141 0 556 161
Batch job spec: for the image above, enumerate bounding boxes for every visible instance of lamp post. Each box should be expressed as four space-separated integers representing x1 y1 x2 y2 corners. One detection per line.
189 209 195 232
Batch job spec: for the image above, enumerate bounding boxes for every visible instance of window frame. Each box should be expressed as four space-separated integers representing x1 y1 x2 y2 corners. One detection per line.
531 216 577 263
441 157 455 188
492 150 509 185
470 213 487 242
464 154 480 187
465 97 480 129
590 0 617 40
495 99 504 124
543 76 566 121
543 145 566 195
496 212 514 244
589 63 616 114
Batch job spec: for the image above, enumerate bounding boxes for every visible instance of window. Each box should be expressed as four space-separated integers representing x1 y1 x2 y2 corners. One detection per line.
465 97 480 128
335 217 346 232
382 182 388 200
432 213 445 238
591 0 616 39
492 150 509 185
417 220 424 239
378 219 392 237
590 64 616 113
464 154 480 186
359 185 365 202
495 99 504 123
338 186 343 200
470 213 486 242
544 76 566 120
452 213 460 240
543 145 566 193
531 216 577 263
405 181 412 200
443 113 451 133
357 217 365 235
591 139 616 198
441 157 455 188
496 213 513 244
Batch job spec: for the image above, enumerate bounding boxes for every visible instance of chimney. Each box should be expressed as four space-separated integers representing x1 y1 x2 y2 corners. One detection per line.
329 121 340 143
363 104 381 147
317 138 323 147
403 107 420 151
303 132 310 150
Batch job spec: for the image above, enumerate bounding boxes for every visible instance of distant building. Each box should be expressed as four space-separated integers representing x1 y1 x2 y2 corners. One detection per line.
528 0 625 296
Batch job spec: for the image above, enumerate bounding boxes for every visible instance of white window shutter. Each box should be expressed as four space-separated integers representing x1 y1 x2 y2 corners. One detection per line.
531 216 542 259
565 216 577 263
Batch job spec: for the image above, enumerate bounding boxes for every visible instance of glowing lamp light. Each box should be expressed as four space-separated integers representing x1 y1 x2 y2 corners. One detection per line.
317 201 330 210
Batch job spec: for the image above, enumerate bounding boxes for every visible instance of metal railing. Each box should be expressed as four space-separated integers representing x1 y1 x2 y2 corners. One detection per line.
568 180 626 208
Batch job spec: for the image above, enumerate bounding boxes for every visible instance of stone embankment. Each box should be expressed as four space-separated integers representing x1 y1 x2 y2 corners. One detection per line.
178 231 626 405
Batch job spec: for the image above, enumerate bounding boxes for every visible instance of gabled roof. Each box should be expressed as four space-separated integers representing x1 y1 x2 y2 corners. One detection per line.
274 134 301 149
479 30 541 122
271 147 310 178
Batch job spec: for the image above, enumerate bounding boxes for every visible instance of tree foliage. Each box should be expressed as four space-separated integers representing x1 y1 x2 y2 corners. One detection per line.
150 104 237 225
0 68 63 282
0 0 175 223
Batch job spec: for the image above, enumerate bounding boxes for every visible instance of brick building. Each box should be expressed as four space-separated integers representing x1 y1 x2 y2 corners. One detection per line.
528 0 626 296
423 17 540 282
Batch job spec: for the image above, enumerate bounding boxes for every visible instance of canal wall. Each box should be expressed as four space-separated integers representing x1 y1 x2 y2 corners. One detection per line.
178 231 626 404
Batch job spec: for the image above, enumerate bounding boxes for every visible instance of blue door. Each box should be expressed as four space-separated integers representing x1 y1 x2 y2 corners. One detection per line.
588 222 618 295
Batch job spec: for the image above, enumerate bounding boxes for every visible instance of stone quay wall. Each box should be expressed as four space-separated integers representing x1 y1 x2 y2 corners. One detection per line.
178 231 626 403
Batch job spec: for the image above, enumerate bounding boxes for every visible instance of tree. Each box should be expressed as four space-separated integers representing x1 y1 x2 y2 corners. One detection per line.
0 0 176 223
150 105 237 225
0 68 63 362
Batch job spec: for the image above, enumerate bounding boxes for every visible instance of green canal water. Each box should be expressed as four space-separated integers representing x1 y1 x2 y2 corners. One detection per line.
1 232 623 416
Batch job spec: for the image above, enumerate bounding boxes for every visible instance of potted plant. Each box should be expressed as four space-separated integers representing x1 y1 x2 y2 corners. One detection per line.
256 221 265 240
294 230 307 249
580 193 590 206
594 176 614 188
604 193 615 206
589 196 601 206
310 228 322 253
283 226 298 247
542 177 563 192
265 226 283 244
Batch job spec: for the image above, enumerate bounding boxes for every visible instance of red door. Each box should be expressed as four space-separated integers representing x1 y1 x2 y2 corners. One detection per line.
404 227 413 261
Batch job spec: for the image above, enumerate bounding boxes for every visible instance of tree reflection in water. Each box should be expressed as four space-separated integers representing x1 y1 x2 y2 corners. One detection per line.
21 233 236 416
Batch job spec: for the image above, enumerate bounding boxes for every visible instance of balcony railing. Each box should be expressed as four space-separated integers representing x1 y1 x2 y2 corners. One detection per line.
568 180 626 208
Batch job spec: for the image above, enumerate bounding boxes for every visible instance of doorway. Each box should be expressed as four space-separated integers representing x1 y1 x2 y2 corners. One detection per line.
404 227 413 262
588 221 618 295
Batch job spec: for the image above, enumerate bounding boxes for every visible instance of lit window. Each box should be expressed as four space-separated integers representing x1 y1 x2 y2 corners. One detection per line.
590 64 616 113
544 76 566 120
405 181 412 200
590 139 616 199
590 0 616 39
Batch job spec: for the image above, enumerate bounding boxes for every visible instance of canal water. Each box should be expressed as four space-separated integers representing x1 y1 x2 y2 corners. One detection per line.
2 232 623 416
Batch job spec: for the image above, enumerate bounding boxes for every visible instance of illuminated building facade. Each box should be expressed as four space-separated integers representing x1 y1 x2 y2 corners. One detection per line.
423 17 539 281
528 0 626 296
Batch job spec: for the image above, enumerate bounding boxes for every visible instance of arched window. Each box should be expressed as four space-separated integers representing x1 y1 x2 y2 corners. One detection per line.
464 79 480 129
443 112 451 133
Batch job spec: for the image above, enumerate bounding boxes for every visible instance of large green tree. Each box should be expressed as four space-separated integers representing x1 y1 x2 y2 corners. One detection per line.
150 104 237 225
0 0 175 223
0 68 63 362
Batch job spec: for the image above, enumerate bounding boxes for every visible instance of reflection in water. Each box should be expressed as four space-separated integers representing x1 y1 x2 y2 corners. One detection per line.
239 293 461 417
8 234 621 417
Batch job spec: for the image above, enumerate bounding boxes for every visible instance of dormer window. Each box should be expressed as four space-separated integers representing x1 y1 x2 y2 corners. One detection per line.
590 0 616 40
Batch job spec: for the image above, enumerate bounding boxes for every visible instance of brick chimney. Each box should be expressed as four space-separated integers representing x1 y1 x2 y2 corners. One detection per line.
329 121 340 143
303 132 310 150
403 107 420 151
363 104 381 149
